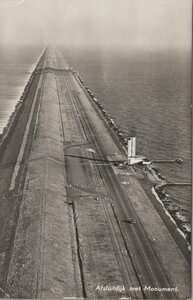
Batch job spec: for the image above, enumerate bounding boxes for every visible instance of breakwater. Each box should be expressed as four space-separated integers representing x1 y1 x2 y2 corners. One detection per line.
0 48 190 299
75 68 191 248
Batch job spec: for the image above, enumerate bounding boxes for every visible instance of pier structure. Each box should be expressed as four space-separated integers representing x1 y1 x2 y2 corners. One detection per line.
0 47 190 299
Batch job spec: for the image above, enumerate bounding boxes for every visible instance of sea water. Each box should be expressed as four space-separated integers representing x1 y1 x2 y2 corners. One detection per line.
0 45 191 221
62 46 191 221
0 45 43 132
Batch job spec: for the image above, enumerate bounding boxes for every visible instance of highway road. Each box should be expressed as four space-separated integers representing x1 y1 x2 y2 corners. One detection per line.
0 49 47 298
55 51 135 299
0 47 190 299
54 48 189 299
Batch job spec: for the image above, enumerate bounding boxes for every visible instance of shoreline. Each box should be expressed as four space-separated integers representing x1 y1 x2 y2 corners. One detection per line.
0 50 45 145
0 58 191 253
0 48 190 298
74 69 191 251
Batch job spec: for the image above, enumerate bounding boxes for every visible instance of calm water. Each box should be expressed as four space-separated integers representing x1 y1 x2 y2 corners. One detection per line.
0 45 43 131
61 46 192 221
0 45 191 221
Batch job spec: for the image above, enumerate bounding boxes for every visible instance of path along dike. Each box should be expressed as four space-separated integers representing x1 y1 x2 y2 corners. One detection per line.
0 47 190 299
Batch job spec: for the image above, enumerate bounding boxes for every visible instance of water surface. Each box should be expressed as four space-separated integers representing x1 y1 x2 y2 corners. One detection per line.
62 47 191 221
0 45 191 221
0 45 43 132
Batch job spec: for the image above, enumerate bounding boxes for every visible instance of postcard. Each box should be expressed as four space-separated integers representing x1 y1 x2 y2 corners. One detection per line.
0 1 191 299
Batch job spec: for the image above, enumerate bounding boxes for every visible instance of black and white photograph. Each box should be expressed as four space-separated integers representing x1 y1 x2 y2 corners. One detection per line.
0 0 191 299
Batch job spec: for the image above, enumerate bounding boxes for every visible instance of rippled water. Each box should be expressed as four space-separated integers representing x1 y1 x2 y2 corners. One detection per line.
0 45 191 221
0 45 43 132
62 47 192 221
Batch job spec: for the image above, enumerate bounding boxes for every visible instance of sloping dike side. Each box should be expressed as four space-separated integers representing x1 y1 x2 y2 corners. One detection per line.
0 47 190 300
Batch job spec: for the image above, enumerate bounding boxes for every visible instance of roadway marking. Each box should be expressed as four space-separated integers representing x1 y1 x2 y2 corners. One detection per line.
9 75 43 191
65 184 110 200
134 228 159 285
27 155 64 165
0 287 10 298
54 51 171 298
33 99 41 140
63 140 92 150
72 80 167 295
64 79 88 141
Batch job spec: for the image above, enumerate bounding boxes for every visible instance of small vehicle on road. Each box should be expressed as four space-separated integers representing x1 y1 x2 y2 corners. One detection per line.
122 218 136 224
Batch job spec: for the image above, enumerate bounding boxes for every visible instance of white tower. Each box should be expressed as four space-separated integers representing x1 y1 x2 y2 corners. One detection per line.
127 137 144 165
128 137 136 159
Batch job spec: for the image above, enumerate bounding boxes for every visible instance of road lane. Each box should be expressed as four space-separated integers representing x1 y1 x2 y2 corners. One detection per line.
55 48 189 299
53 63 167 298
56 56 139 299
61 55 190 299
0 50 47 298
67 79 173 299
1 47 190 299
9 74 44 190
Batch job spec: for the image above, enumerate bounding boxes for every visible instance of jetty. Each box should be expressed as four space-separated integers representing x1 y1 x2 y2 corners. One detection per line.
0 47 190 299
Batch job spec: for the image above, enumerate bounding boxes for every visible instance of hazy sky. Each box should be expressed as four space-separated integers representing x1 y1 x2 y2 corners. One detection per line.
0 0 191 50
